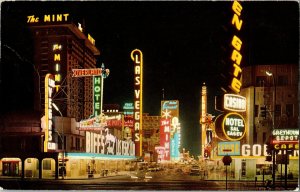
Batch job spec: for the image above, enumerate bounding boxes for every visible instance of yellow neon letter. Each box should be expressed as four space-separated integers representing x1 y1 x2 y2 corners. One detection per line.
231 35 242 51
232 14 243 31
54 54 61 61
44 15 51 22
232 63 242 77
231 49 242 65
232 0 243 16
230 77 242 93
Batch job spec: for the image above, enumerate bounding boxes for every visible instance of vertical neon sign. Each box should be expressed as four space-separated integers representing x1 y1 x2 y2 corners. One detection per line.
131 49 143 157
44 74 56 152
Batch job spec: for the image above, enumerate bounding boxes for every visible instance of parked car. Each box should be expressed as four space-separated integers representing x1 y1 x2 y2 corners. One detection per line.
190 165 200 176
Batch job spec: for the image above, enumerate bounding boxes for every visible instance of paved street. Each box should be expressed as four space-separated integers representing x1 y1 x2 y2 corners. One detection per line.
0 170 298 190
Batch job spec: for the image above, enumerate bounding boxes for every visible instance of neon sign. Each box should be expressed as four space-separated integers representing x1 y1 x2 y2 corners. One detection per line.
131 49 143 157
224 94 246 112
53 44 62 91
27 13 69 23
229 0 243 93
222 113 246 141
44 74 56 152
160 118 170 160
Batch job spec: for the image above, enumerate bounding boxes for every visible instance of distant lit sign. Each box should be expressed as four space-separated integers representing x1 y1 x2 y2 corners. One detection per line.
44 74 56 152
162 100 178 110
224 94 246 112
218 141 240 156
272 129 299 144
72 68 102 77
78 114 107 131
123 103 134 110
161 100 179 118
222 113 246 141
160 119 170 161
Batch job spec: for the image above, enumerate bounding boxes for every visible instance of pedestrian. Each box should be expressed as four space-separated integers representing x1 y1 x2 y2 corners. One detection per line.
265 180 272 190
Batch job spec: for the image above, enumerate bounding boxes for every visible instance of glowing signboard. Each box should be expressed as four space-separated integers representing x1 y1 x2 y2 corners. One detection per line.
218 141 241 156
131 49 143 157
272 129 299 143
44 74 56 152
78 114 107 131
72 68 102 77
222 113 246 141
160 119 170 161
224 94 246 112
27 13 70 23
85 129 135 156
53 44 62 91
229 0 244 93
93 76 102 117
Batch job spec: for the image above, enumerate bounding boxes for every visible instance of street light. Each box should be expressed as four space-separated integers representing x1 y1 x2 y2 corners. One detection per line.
265 70 276 189
52 103 65 179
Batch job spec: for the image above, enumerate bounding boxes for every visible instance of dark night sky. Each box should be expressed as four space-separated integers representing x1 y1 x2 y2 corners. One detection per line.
0 1 299 156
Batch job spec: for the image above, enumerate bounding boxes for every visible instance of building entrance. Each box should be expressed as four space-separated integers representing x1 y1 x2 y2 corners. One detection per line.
2 161 20 176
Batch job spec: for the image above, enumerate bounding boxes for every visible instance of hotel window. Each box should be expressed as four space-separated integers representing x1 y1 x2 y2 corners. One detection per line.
275 104 281 117
254 105 259 117
286 104 294 117
76 138 80 150
256 76 267 87
277 75 288 86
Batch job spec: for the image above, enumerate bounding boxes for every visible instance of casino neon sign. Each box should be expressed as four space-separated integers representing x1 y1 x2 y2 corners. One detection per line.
224 94 246 112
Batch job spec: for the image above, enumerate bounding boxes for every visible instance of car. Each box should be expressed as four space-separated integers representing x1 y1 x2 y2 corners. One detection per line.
190 165 200 176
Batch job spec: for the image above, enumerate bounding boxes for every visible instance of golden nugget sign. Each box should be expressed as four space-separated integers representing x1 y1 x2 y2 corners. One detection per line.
224 94 246 112
44 74 56 152
222 113 246 141
229 1 244 93
131 49 143 157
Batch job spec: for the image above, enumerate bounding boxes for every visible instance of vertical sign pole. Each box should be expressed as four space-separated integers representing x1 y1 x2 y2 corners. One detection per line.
131 49 143 157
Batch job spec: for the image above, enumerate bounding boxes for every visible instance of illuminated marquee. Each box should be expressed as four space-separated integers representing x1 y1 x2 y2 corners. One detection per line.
222 113 246 141
44 74 56 152
131 49 143 157
229 1 244 93
224 94 246 112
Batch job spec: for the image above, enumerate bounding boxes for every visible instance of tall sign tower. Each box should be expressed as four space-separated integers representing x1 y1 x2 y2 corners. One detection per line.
131 49 143 157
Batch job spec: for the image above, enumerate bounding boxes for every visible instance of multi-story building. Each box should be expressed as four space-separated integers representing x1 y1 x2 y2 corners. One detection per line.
142 114 161 162
241 64 299 145
29 14 100 121
0 13 135 179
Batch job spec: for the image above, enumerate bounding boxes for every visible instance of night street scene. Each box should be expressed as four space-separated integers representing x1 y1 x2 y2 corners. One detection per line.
0 0 299 191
